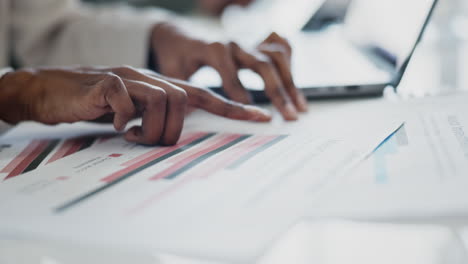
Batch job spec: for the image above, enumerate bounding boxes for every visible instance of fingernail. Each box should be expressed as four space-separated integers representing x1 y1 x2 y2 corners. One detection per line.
285 103 298 121
297 94 309 112
245 105 272 122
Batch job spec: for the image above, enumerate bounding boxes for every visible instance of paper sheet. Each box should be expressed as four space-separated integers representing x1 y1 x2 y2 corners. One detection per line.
307 93 468 219
0 99 403 262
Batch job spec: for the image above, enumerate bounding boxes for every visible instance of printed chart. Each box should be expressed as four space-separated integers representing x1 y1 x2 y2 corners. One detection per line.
371 125 409 184
54 132 287 212
0 136 106 181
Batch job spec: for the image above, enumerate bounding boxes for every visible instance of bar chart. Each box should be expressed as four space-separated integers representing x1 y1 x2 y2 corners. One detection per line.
54 132 287 213
1 136 98 180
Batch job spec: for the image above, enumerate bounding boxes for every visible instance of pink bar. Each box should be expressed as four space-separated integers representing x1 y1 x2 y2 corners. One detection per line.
194 136 275 178
46 139 74 164
121 132 206 167
1 140 41 173
100 165 136 184
167 145 203 164
148 134 241 181
62 138 84 158
101 132 208 183
125 135 275 216
166 132 248 164
5 140 49 179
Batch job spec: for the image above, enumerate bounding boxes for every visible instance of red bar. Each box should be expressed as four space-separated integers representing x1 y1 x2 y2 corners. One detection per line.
63 138 84 158
46 139 74 164
125 136 273 215
167 145 204 164
194 136 275 178
1 140 41 173
101 132 208 183
166 132 244 164
148 134 241 181
5 140 50 179
121 132 206 167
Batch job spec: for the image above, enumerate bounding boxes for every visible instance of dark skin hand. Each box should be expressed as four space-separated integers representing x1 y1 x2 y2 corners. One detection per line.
0 66 271 145
151 23 308 121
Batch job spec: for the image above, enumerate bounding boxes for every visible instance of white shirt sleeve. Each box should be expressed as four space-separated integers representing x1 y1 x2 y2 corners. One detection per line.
11 0 175 68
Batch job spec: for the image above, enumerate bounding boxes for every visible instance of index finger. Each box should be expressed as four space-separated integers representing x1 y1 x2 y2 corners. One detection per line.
184 84 271 122
137 72 272 122
122 80 168 145
230 43 299 121
202 42 252 104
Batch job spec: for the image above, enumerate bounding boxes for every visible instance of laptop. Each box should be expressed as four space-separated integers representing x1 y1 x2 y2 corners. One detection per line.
190 0 438 103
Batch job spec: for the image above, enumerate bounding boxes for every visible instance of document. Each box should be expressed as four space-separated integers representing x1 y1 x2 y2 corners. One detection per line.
0 122 116 182
0 100 403 262
307 93 468 219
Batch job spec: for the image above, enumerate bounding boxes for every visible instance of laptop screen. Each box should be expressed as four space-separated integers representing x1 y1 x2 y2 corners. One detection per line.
344 0 436 70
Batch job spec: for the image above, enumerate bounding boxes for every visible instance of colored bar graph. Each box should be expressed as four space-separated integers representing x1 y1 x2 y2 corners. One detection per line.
121 132 207 168
1 140 41 174
4 139 60 180
126 136 284 215
102 133 213 183
54 132 286 214
47 139 75 164
47 137 97 164
193 135 276 178
55 133 215 213
149 134 250 180
2 136 97 180
227 135 287 169
22 139 60 174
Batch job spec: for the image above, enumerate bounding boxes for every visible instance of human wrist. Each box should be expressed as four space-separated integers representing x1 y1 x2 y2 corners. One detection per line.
0 69 15 120
148 23 169 72
0 69 39 124
0 68 13 94
150 23 173 52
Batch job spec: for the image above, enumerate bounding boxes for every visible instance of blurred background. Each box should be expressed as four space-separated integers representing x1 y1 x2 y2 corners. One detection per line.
83 0 468 98
396 0 468 97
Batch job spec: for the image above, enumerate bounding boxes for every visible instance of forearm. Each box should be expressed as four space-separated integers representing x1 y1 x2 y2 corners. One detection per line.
12 0 174 68
0 69 22 124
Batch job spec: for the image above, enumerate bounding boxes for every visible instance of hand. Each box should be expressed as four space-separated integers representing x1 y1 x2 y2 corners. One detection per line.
150 24 308 121
0 66 271 145
197 0 254 16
